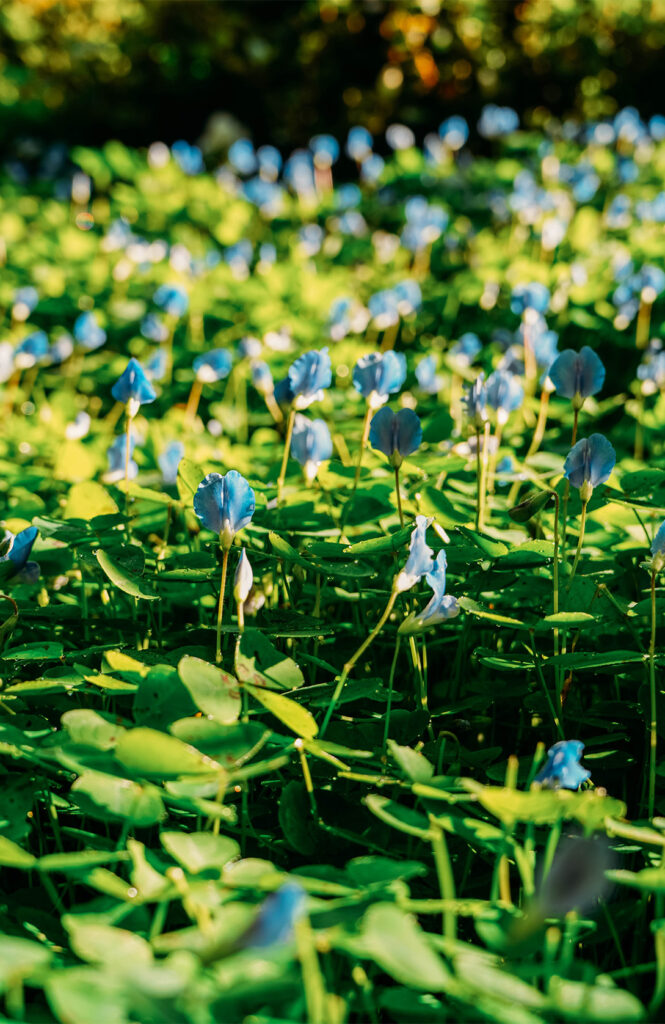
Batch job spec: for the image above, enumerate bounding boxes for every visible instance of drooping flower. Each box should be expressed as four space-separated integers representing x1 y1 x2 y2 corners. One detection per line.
0 526 39 581
141 313 169 343
107 434 138 481
486 370 524 425
234 548 254 605
463 373 488 429
251 360 274 396
158 441 185 485
287 348 332 410
194 470 255 549
240 882 307 949
74 311 106 350
154 284 189 318
534 740 590 790
111 357 157 417
549 347 605 407
564 434 616 500
352 352 406 409
290 414 333 483
394 515 434 593
399 550 460 632
193 349 232 384
415 354 443 395
369 407 422 468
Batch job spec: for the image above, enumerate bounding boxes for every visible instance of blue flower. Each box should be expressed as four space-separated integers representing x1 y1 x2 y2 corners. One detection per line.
228 138 257 176
310 134 339 168
368 289 400 329
450 332 481 366
353 352 406 408
360 153 385 184
141 313 169 343
439 116 468 150
154 284 189 318
400 550 460 631
111 358 157 415
13 286 39 316
145 347 168 382
74 311 106 350
15 330 49 369
171 140 204 175
234 548 254 605
415 355 442 395
194 470 256 549
251 360 274 396
346 126 373 162
107 434 138 480
535 740 590 790
257 144 282 179
393 279 422 315
0 526 38 577
290 414 333 483
652 521 665 559
564 434 616 499
463 373 488 429
369 406 422 468
193 349 232 384
287 348 332 410
549 347 605 406
158 441 185 485
511 283 551 316
274 376 295 409
486 370 524 424
49 335 74 366
402 198 448 251
241 882 307 949
478 104 519 138
394 515 434 593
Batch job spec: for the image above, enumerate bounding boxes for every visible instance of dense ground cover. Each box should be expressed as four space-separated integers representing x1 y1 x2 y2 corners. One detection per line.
2 109 665 1022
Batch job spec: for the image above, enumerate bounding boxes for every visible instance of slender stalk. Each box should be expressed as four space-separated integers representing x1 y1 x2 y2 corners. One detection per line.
527 388 550 458
215 548 230 665
351 404 372 493
475 421 490 531
265 391 283 424
429 820 456 940
236 599 245 635
487 421 503 496
277 407 296 504
320 589 397 736
567 500 587 591
649 571 658 820
571 406 579 447
383 635 401 751
394 465 404 527
184 377 203 427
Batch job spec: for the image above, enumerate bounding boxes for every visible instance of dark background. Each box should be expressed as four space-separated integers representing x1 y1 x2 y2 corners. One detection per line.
1 0 663 153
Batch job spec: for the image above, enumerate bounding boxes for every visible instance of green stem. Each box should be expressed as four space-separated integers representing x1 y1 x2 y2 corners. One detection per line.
277 407 296 504
185 377 203 427
429 820 456 940
352 404 372 493
649 571 658 821
394 465 404 528
567 500 587 591
215 548 230 665
320 589 397 736
383 635 401 751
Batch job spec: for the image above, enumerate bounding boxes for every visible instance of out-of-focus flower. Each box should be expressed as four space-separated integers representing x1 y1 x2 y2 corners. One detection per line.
415 355 443 395
439 116 468 151
511 283 551 316
450 332 482 366
228 138 257 176
65 411 91 441
353 352 406 409
534 740 590 790
145 348 168 382
15 330 49 369
107 434 138 481
346 126 373 162
158 441 185 485
486 370 524 425
478 104 519 139
141 313 170 343
193 349 232 384
171 140 204 175
290 414 333 483
154 284 189 318
287 348 332 409
74 311 106 350
240 882 307 949
463 373 488 429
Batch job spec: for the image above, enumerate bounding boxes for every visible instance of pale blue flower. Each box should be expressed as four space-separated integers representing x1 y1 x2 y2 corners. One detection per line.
346 126 373 162
228 139 257 176
463 373 488 428
549 347 605 404
145 348 168 382
651 521 665 559
154 284 189 318
193 349 232 383
107 434 138 480
73 312 106 350
13 286 39 315
141 313 169 343
400 550 460 631
369 407 422 468
194 470 255 548
535 740 590 790
111 357 157 413
450 332 481 366
394 515 434 593
15 330 49 369
251 360 274 396
486 370 524 424
290 414 332 482
564 434 616 497
393 279 422 315
171 140 204 175
310 134 339 168
241 882 307 949
439 116 468 150
368 289 400 329
415 355 442 395
158 441 184 485
352 352 406 408
511 283 550 316
287 348 332 409
478 104 519 139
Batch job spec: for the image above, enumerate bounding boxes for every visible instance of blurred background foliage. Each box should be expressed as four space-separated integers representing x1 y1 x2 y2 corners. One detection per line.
1 0 664 152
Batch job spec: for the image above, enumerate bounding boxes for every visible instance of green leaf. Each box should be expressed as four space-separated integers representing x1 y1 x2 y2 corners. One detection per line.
387 740 434 783
96 549 158 600
177 457 204 505
64 481 119 520
245 684 318 738
0 935 52 993
63 916 153 966
2 642 64 661
115 727 222 778
160 830 240 873
0 836 37 869
71 770 165 825
364 794 431 839
45 967 129 1024
361 903 452 990
418 486 470 526
61 708 126 750
178 655 241 723
458 598 526 628
235 628 304 691
548 976 645 1021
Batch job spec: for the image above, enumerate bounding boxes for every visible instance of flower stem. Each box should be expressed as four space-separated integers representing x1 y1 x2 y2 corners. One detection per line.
277 407 296 504
567 500 587 591
383 635 401 751
571 406 579 447
215 548 230 665
320 589 397 736
649 570 658 820
527 387 550 459
475 422 490 531
394 465 404 527
351 404 372 494
184 377 203 427
429 819 456 940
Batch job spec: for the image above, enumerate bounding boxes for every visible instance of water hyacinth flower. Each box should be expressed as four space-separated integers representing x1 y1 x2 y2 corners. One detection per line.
450 332 482 367
290 414 333 483
400 550 460 632
145 347 168 382
241 882 307 950
193 349 233 384
534 740 590 790
394 515 434 593
549 347 605 409
564 433 616 500
353 352 406 410
194 471 255 550
478 104 519 139
0 526 39 582
107 434 138 482
154 283 189 318
369 407 422 468
111 357 157 417
158 441 185 485
12 286 39 320
74 311 106 350
171 140 204 175
463 373 488 430
346 126 373 162
141 313 170 343
286 347 332 410
511 283 551 316
14 330 49 369
486 370 524 425
228 138 257 176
